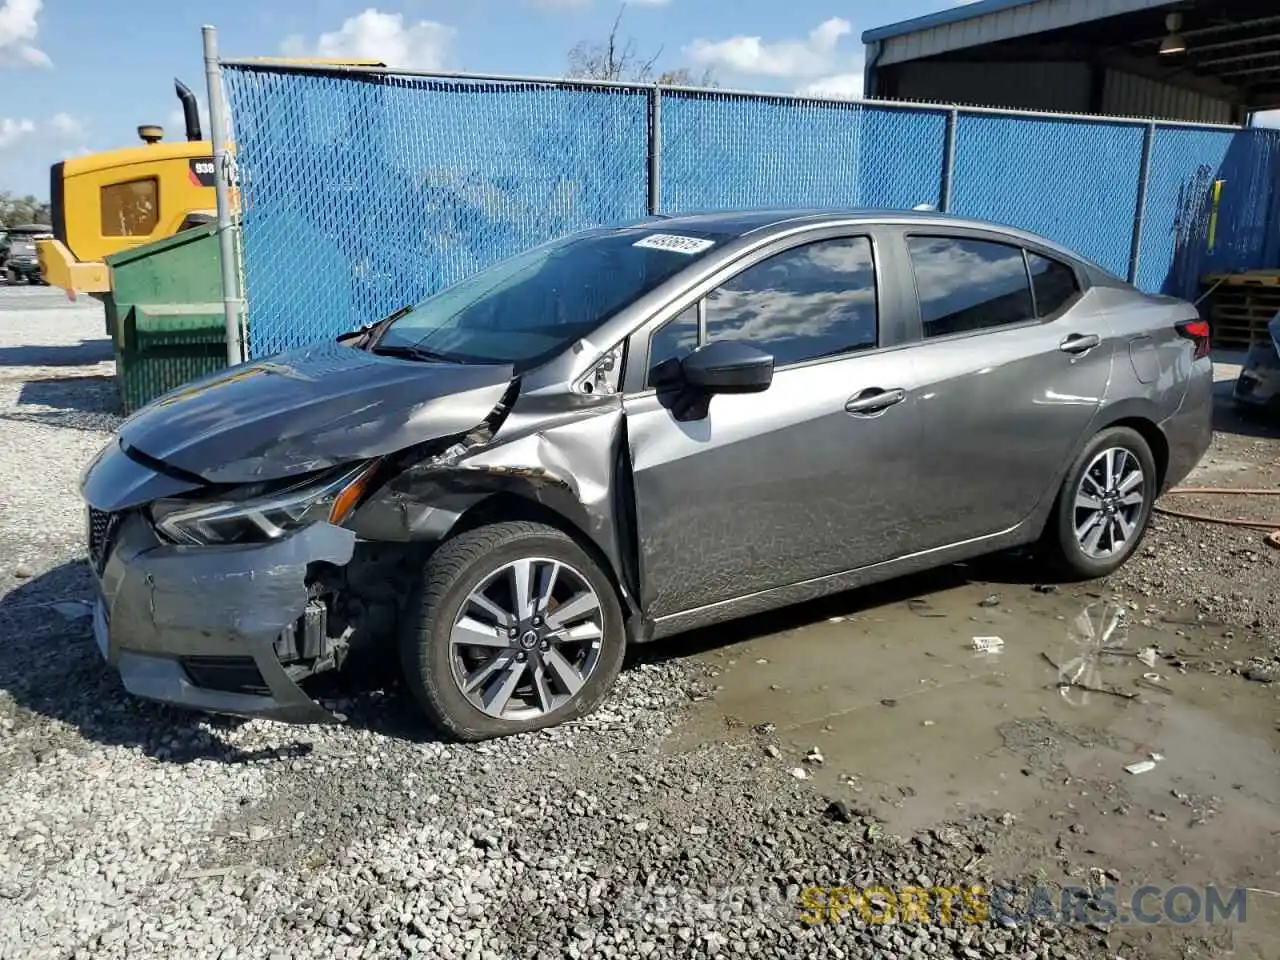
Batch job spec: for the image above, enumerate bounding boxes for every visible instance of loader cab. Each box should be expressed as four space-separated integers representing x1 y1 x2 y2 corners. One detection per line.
49 137 217 266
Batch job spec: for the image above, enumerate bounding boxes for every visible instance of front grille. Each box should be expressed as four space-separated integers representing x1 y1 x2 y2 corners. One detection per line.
180 656 270 697
87 508 120 574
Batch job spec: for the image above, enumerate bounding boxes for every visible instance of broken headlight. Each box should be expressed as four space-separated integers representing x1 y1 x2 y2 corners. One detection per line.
150 462 378 546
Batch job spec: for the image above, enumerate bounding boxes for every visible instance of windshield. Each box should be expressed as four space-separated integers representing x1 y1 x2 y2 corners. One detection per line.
376 227 728 370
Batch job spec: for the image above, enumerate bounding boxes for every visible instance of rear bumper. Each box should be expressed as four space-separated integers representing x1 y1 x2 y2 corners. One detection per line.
91 512 356 724
1160 359 1214 491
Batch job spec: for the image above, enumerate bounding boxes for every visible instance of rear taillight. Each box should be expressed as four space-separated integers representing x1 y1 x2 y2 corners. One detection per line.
1176 318 1211 360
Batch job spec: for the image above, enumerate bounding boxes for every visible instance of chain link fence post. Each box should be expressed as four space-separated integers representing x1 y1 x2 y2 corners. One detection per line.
202 24 245 366
648 85 662 215
940 108 958 213
1129 121 1157 285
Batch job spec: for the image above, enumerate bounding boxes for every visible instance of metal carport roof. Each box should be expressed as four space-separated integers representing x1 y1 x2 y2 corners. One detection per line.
863 0 1280 112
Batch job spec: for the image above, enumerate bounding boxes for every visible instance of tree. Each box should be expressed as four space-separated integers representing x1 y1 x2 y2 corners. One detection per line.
566 5 715 86
0 192 49 227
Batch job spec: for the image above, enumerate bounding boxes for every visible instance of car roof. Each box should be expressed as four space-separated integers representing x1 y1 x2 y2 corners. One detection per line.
630 208 1123 282
638 207 1037 240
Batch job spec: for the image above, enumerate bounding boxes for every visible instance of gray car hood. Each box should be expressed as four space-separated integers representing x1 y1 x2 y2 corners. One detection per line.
118 340 515 484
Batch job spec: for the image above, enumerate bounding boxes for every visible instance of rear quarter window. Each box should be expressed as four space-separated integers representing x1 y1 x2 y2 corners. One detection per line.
1027 252 1082 317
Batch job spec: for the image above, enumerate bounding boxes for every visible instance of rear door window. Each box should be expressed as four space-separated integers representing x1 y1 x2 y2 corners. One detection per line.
907 236 1034 338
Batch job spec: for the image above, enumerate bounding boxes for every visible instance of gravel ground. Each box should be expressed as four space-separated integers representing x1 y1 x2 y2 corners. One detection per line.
1 285 1278 960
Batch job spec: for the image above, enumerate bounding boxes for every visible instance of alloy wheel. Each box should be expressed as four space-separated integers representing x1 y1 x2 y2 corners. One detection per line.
1073 447 1146 561
448 557 605 721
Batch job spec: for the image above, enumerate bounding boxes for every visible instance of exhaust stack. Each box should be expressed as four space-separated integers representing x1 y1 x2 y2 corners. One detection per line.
174 79 202 142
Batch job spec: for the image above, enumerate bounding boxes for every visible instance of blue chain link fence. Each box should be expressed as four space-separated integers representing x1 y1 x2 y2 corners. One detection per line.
220 63 1280 359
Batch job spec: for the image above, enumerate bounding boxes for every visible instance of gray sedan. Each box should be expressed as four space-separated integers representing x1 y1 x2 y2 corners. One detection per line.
81 209 1213 739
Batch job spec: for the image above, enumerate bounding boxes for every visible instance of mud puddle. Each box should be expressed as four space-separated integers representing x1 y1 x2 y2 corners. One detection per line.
660 561 1280 955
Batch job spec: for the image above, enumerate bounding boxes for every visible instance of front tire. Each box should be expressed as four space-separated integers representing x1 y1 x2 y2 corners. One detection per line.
399 521 626 741
1044 426 1157 580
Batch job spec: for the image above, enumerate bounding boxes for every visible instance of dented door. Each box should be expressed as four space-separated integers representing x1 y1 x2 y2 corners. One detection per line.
624 349 922 623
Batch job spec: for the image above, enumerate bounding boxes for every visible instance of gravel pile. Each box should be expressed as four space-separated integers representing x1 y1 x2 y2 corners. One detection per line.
2 289 1275 959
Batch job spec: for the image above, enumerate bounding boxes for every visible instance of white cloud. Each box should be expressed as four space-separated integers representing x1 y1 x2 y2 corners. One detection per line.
528 0 669 8
799 72 865 100
0 116 34 148
281 8 454 71
47 112 84 138
0 0 49 68
686 18 851 79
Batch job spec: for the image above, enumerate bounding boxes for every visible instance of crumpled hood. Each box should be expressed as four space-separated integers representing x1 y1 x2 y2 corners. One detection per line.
119 340 515 484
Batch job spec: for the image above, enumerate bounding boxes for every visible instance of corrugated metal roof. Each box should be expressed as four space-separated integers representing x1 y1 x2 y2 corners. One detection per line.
864 0 1173 67
862 0 1042 43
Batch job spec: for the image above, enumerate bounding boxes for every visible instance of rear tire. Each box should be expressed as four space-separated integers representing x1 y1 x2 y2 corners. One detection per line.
1043 426 1157 580
399 521 626 741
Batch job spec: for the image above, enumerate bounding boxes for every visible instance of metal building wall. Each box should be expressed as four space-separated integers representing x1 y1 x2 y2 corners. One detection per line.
890 61 1092 113
1101 69 1234 125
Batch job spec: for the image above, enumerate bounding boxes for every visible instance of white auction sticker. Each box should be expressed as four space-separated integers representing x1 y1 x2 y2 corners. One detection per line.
632 233 716 254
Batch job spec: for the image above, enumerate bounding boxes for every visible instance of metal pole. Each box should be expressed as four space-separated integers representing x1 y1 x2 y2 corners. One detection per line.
1128 121 1157 286
648 86 662 215
203 24 244 366
940 108 959 213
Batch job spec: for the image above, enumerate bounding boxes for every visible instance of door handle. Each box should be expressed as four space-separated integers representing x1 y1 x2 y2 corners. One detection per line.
845 387 906 416
1059 333 1101 355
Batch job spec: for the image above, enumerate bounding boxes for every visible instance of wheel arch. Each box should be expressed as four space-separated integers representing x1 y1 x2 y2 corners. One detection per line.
1026 399 1170 541
353 467 648 643
1095 415 1170 492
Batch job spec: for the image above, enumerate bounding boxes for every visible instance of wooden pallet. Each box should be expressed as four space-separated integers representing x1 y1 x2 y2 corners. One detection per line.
1203 270 1280 287
1200 281 1278 349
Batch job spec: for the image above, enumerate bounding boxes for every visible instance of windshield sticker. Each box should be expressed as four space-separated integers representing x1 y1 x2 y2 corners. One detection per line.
633 234 716 255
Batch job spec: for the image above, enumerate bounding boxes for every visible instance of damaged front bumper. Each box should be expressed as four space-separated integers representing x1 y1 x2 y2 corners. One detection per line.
89 510 356 724
1234 329 1280 412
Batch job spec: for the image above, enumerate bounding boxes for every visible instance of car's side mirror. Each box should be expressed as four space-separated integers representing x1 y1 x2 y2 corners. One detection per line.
680 340 774 394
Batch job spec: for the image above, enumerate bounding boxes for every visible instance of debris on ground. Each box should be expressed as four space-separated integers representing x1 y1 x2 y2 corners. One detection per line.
804 746 825 765
1138 646 1159 668
972 635 1005 653
979 594 1001 608
907 598 946 618
1242 659 1280 683
1125 760 1157 775
824 801 855 824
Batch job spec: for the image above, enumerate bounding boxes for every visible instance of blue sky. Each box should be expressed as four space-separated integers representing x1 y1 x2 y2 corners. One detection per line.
1 0 972 197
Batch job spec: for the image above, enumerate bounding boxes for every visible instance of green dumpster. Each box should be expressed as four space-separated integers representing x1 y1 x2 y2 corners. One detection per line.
103 222 235 413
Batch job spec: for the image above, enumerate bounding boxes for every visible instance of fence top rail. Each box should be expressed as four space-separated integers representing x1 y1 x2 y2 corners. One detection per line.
217 56 1251 132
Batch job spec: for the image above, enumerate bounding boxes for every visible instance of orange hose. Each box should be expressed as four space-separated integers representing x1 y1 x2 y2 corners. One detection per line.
1157 486 1280 530
1166 487 1280 496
